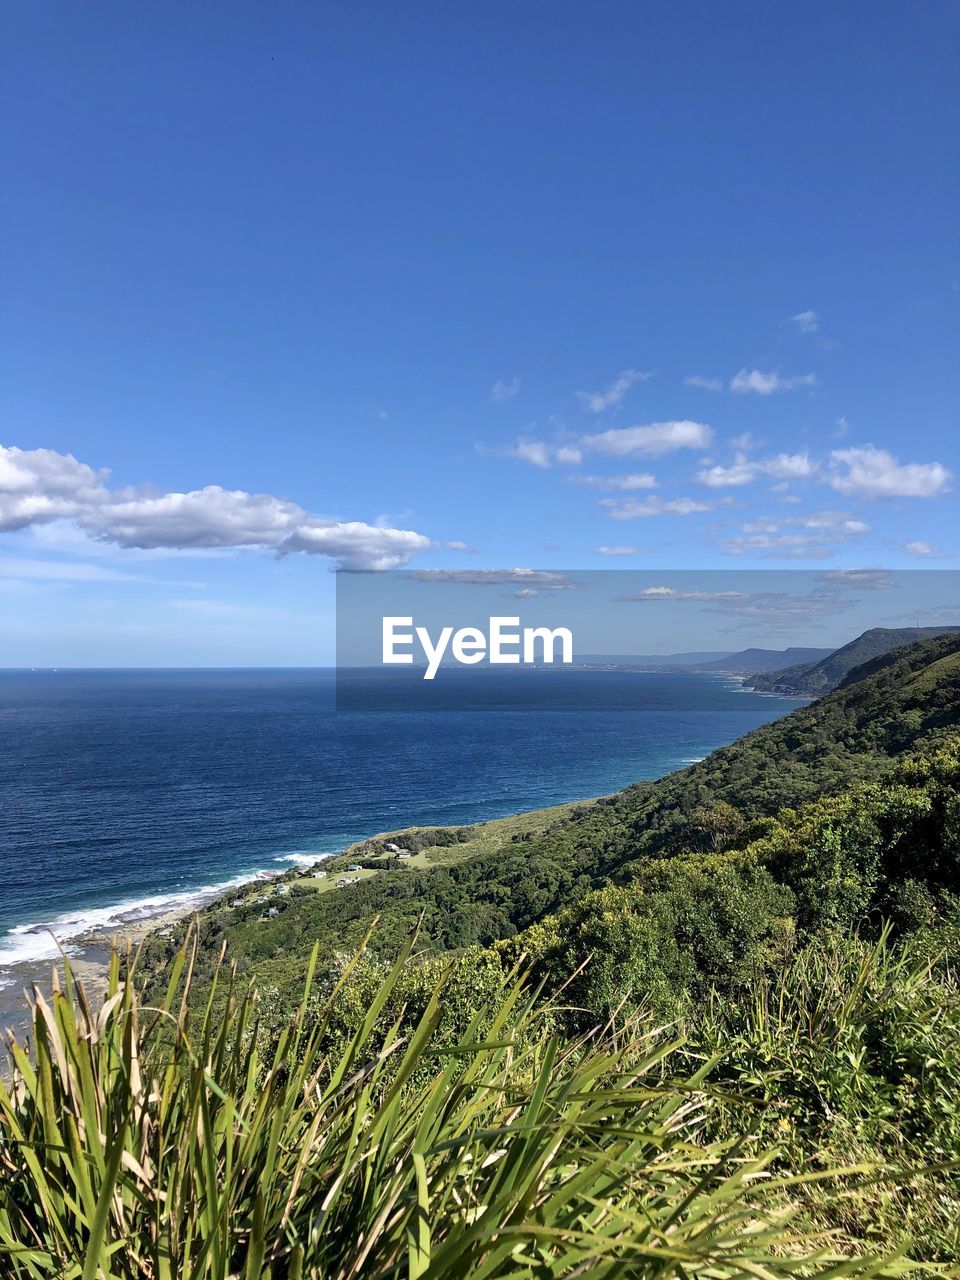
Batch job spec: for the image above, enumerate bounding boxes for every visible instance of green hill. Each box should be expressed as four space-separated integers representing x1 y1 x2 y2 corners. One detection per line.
139 632 960 1006
747 625 960 695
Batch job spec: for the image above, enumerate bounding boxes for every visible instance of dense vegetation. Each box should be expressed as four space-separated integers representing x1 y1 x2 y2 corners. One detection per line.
4 632 960 1272
7 927 957 1277
139 632 960 1007
747 625 960 695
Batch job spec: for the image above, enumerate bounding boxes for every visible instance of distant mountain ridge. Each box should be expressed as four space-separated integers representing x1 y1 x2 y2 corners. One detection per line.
576 647 831 674
747 626 960 696
690 647 833 674
575 651 733 667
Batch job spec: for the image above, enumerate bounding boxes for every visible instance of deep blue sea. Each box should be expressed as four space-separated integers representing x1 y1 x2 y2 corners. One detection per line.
0 668 801 970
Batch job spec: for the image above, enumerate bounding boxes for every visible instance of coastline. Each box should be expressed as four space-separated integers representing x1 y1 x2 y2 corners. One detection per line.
0 674 805 1034
0 858 323 1034
0 897 217 1040
0 795 592 1034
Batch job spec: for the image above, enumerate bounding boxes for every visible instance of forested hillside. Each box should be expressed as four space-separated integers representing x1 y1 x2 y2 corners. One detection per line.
748 625 960 695
139 632 960 1009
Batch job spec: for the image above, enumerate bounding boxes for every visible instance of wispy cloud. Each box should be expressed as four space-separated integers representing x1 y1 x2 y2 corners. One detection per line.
684 374 723 391
485 420 712 469
600 496 712 520
580 420 714 457
614 579 862 632
595 545 647 556
569 472 657 491
480 438 582 468
576 369 653 413
406 568 581 590
730 368 817 395
903 540 942 558
784 309 819 334
721 510 870 558
729 432 757 451
818 569 894 591
0 443 434 571
697 452 818 488
827 446 952 499
490 377 521 403
617 587 746 603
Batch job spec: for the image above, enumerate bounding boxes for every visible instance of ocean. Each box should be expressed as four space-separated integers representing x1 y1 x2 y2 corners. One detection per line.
0 668 801 973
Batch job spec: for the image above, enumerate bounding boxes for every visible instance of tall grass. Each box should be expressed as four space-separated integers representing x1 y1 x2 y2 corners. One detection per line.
0 929 922 1279
688 926 960 1259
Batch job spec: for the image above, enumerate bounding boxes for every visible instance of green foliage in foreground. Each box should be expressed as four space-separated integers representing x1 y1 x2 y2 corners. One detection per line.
691 927 960 1259
1 931 945 1280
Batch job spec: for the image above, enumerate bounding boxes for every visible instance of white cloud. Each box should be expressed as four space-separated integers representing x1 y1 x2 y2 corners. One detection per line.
407 569 580 590
487 420 711 469
503 440 553 468
570 472 657 491
766 453 818 481
721 509 870 558
697 456 758 488
581 420 714 457
784 309 819 334
482 438 581 468
278 522 432 571
576 369 652 413
85 487 307 551
617 587 747 603
828 446 952 499
684 375 723 391
697 452 817 488
0 445 110 531
601 496 712 520
0 443 434 571
819 569 894 590
730 368 817 395
903 540 941 557
490 377 521 403
621 580 875 631
595 545 647 556
555 445 583 465
798 512 869 534
729 432 757 451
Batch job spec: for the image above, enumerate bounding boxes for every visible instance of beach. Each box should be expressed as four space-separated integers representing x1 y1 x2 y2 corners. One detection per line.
0 898 203 1042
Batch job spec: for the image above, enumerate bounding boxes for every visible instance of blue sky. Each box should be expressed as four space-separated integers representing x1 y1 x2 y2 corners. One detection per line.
1 1 957 664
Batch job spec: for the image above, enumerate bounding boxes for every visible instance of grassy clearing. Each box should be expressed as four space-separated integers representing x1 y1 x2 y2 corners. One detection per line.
343 798 596 867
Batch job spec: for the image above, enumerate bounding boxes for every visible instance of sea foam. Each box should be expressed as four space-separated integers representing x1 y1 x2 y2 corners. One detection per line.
0 871 272 967
273 852 329 868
